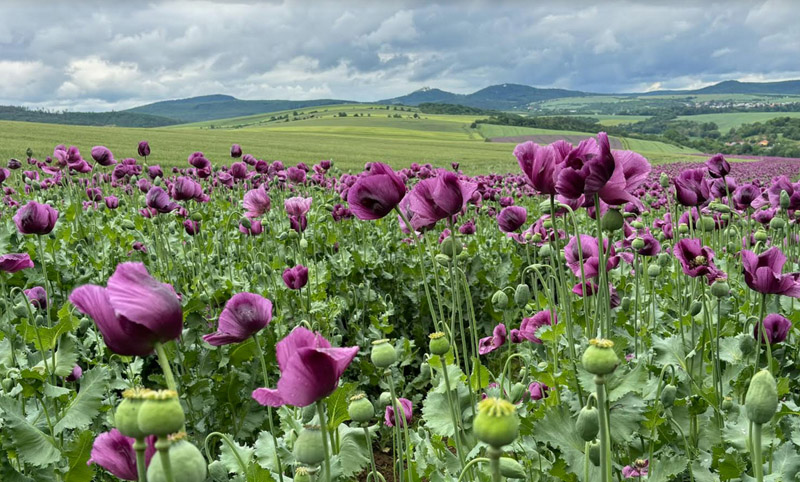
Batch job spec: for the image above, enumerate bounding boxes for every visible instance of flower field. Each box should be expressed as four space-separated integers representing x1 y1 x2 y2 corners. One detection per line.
2 134 800 482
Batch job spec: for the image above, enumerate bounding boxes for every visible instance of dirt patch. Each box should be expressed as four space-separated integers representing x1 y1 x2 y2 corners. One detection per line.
357 445 397 482
489 134 623 149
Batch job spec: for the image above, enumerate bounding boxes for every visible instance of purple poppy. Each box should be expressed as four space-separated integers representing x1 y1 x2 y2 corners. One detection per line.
243 188 271 218
105 196 119 209
231 144 242 158
754 313 791 345
183 219 200 236
673 239 726 284
203 293 272 346
171 177 204 201
252 327 359 407
88 429 156 481
287 166 306 184
147 165 163 179
741 247 800 297
705 153 730 179
284 196 312 217
347 163 407 220
69 263 183 357
137 141 150 158
289 215 308 233
564 235 619 279
13 201 58 235
515 140 570 195
528 381 549 401
479 323 507 355
385 397 413 427
66 365 82 382
24 286 48 309
0 168 9 184
145 187 178 213
519 311 556 344
572 281 622 309
459 219 476 235
0 253 34 273
674 169 710 206
231 162 249 180
622 460 649 479
733 184 761 210
282 265 309 290
90 146 115 166
407 172 477 230
86 188 103 202
497 206 527 233
239 219 263 236
188 152 210 170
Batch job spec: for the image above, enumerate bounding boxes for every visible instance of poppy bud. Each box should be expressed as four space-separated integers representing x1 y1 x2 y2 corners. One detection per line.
137 390 184 437
581 339 619 375
147 434 207 482
647 264 661 278
116 387 153 439
659 173 670 188
301 404 316 424
588 441 601 466
26 147 33 158
769 217 785 230
370 339 397 368
514 284 531 306
348 393 374 423
689 301 702 316
543 220 553 229
420 361 430 378
499 457 526 479
538 245 551 258
632 237 645 250
441 237 462 257
121 219 136 230
780 190 791 209
710 280 730 298
631 221 644 229
510 383 528 404
576 406 599 441
436 254 451 266
492 290 509 309
190 213 202 222
153 177 162 186
745 370 778 424
660 384 677 408
299 238 308 249
688 394 708 416
721 397 734 411
240 218 252 230
2 378 12 392
739 335 755 355
294 426 325 465
621 297 631 311
755 230 768 241
531 233 542 243
378 392 392 409
699 216 716 232
657 253 671 266
678 224 689 234
429 332 450 356
710 202 730 213
473 397 520 448
601 209 623 232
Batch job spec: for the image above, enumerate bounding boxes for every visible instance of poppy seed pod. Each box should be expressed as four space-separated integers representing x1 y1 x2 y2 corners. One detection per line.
770 217 786 230
441 236 462 257
745 370 778 424
647 264 661 278
658 253 671 267
710 280 730 298
294 467 312 482
699 216 716 232
492 290 509 309
581 339 619 376
115 387 154 439
348 393 374 423
147 435 207 482
429 332 450 356
576 405 600 441
370 339 397 368
678 224 689 234
755 230 768 242
473 397 520 448
660 384 677 408
294 426 325 465
601 208 624 232
632 237 646 250
588 441 601 466
137 390 184 437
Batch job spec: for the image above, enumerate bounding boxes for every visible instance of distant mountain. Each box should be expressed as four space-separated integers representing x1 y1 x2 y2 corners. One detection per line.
379 87 464 106
125 95 357 123
641 80 800 96
380 83 589 109
0 105 178 127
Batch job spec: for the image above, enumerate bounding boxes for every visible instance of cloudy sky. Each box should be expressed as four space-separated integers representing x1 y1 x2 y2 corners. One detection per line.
1 0 797 111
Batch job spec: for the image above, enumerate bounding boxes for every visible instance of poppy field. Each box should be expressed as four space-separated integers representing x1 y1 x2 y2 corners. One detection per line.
2 134 800 482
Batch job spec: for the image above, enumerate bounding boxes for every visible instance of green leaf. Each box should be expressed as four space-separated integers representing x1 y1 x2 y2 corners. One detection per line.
330 425 370 479
690 460 719 482
652 335 690 376
608 392 646 444
0 398 61 467
219 435 254 474
326 382 357 431
534 405 597 481
469 359 491 391
64 430 95 482
54 366 109 434
772 443 800 481
422 390 458 437
647 456 686 482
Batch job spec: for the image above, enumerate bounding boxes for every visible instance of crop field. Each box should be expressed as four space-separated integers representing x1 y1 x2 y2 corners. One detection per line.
676 111 800 132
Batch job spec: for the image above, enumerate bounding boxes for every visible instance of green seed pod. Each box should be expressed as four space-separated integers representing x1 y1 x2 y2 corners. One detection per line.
473 398 520 448
658 252 671 267
631 237 646 250
514 284 531 306
745 370 778 425
510 383 528 404
721 397 734 412
429 332 450 356
294 467 312 482
659 173 670 188
647 264 661 279
121 219 136 230
153 177 162 186
755 230 768 242
576 406 600 441
147 436 207 482
588 441 601 466
770 217 786 230
441 236 462 257
581 339 619 376
348 393 374 423
678 224 689 234
699 216 716 232
499 457 526 479
660 384 677 408
299 238 308 249
780 190 791 209
190 213 203 222
538 244 551 258
543 220 553 229
301 404 316 424
492 290 509 309
137 390 185 437
631 221 644 230
420 361 431 379
689 301 702 316
739 335 755 355
601 208 624 232
370 339 397 368
710 280 730 298
116 388 154 439
435 253 451 266
531 233 543 243
294 426 325 465
378 392 392 409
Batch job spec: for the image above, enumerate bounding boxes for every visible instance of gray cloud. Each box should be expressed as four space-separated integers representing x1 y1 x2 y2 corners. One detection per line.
0 0 797 111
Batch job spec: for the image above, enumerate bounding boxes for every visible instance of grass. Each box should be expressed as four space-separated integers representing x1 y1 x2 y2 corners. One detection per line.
676 112 800 132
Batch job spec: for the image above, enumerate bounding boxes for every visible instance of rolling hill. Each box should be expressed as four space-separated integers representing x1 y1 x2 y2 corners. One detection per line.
380 83 589 109
639 79 800 96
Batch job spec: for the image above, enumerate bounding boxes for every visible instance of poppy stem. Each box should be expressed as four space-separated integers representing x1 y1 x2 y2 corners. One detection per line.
154 342 177 393
133 438 147 482
315 400 332 482
752 422 764 482
156 437 176 482
253 335 285 482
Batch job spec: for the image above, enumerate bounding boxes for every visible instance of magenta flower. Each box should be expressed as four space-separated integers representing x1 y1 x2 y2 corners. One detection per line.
754 313 791 345
564 235 619 279
0 253 34 273
91 146 115 166
459 219 476 235
69 263 183 356
183 219 200 236
284 196 312 217
515 140 570 195
282 265 309 290
147 165 163 179
407 172 477 230
622 460 649 479
203 293 272 346
733 184 761 210
528 381 549 401
347 163 407 220
66 364 82 382
88 429 156 481
145 187 178 213
385 397 413 427
674 168 710 206
137 141 150 158
243 188 271 218
519 311 556 344
705 153 730 179
24 286 47 309
239 219 263 235
252 327 359 407
13 201 58 235
171 177 203 201
231 144 242 158
231 162 249 180
103 196 119 210
673 239 726 284
479 323 507 355
572 281 621 309
497 206 527 233
287 166 306 183
741 247 800 296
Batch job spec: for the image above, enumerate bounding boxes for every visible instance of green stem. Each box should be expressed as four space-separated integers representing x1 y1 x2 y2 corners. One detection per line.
134 438 147 482
753 423 764 482
387 372 405 482
316 400 332 482
596 375 611 482
363 426 380 480
156 437 175 482
253 335 285 482
395 207 441 331
154 343 177 392
440 356 467 476
488 447 502 482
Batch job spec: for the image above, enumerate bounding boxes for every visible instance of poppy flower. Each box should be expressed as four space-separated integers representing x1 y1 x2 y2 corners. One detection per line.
231 144 242 158
13 201 58 235
515 140 570 196
88 429 156 481
705 153 730 179
407 171 477 230
673 239 726 284
24 286 47 309
137 141 150 158
243 188 271 218
479 323 507 355
347 163 407 220
282 265 309 290
528 382 549 401
145 187 178 213
754 313 791 345
385 397 413 427
497 206 527 233
519 311 556 344
741 247 800 296
622 460 649 479
0 253 34 273
66 365 82 382
674 169 710 206
203 293 272 346
252 327 359 407
284 196 312 217
91 146 115 166
69 263 183 356
564 235 619 279
171 177 203 201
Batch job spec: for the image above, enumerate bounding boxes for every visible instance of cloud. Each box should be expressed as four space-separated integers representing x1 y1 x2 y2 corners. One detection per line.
0 0 798 110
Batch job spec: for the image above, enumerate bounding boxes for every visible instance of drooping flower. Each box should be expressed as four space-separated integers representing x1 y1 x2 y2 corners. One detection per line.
91 146 116 166
741 247 800 297
282 265 309 290
347 163 407 220
284 196 313 217
673 239 726 284
24 286 48 309
528 382 549 401
243 188 271 218
87 429 156 481
69 263 183 356
0 253 34 273
674 169 710 206
252 327 359 407
705 153 730 179
407 171 477 230
203 293 272 346
145 187 178 214
13 201 58 235
497 206 527 233
385 397 413 427
519 311 556 344
754 313 791 345
183 219 200 236
479 323 507 355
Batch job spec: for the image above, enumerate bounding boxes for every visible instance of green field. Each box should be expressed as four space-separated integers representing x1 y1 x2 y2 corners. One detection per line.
676 111 800 132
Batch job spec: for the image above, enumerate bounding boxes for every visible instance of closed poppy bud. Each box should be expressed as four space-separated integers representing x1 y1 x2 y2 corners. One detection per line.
190 212 202 222
576 406 599 441
538 244 551 258
601 208 623 232
659 173 670 188
632 237 646 250
631 221 644 229
378 392 392 409
473 397 519 448
770 217 785 230
581 338 619 376
301 405 316 424
709 202 730 213
147 435 207 482
492 290 509 309
531 233 543 243
647 264 661 278
739 335 755 355
429 332 450 356
745 370 778 424
240 218 252 230
678 224 689 234
589 441 601 466
699 216 716 232
621 297 631 311
688 394 708 416
711 280 730 298
660 384 677 408
348 393 374 423
780 190 791 209
435 254 451 266
299 238 308 249
294 426 325 465
689 301 702 316
658 253 671 266
441 237 462 257
499 457 526 479
755 230 768 241
514 284 531 306
370 339 397 368
137 390 184 437
510 383 528 404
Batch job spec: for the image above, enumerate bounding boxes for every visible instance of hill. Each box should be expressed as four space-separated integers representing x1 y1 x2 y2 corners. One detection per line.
381 83 589 109
640 80 800 96
0 105 178 127
126 95 358 123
